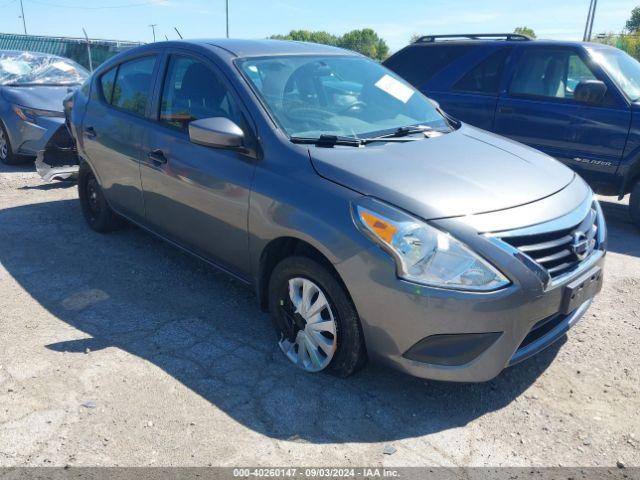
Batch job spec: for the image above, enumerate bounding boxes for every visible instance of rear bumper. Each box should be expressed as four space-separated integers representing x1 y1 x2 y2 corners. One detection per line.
34 123 79 182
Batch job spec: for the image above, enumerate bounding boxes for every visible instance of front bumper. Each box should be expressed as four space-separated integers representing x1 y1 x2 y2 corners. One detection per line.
12 116 65 157
336 183 606 382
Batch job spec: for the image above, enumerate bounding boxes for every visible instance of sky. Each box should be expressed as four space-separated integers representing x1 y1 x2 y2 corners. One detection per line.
0 0 635 52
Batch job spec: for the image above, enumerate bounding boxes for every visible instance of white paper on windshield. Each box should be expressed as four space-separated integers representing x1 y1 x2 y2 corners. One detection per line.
374 74 414 103
52 61 75 72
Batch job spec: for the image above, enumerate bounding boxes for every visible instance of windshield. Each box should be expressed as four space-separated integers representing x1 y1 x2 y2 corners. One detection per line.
0 51 89 86
237 55 451 139
588 47 640 101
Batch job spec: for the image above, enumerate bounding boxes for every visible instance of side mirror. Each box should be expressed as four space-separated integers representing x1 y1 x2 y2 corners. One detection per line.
574 80 607 105
189 117 244 148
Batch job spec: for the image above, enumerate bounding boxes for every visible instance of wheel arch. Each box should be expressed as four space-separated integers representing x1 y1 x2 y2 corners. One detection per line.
256 236 353 313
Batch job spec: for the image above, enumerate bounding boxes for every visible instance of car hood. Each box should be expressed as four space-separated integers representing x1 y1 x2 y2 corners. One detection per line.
309 125 575 220
0 85 73 112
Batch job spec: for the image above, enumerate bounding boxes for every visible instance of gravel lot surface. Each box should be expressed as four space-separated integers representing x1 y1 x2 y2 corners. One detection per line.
0 162 638 468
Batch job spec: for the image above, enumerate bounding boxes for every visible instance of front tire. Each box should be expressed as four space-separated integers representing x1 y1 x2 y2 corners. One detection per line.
0 123 20 165
78 162 124 233
630 180 640 229
268 256 367 377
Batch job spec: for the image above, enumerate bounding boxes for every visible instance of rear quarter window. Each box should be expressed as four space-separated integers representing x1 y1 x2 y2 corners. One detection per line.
384 44 474 87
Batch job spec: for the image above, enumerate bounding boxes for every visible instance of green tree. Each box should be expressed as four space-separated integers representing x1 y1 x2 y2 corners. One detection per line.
338 28 390 61
270 28 391 61
626 6 640 32
270 30 338 46
514 26 536 39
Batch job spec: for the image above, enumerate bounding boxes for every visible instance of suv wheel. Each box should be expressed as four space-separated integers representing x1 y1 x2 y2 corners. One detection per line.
630 180 640 229
268 256 367 377
78 162 124 232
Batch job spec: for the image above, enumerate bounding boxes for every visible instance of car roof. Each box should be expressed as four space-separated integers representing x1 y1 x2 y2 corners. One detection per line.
162 39 358 58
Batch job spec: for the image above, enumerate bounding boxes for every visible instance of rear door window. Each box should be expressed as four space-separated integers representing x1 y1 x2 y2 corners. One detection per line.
384 44 474 87
109 56 157 116
453 48 510 95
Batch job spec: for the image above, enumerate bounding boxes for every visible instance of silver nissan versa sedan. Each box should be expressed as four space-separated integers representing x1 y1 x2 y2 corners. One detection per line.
67 40 607 382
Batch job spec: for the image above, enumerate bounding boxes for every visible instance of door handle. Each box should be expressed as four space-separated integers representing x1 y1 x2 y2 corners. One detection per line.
84 126 97 138
147 149 168 165
498 106 514 114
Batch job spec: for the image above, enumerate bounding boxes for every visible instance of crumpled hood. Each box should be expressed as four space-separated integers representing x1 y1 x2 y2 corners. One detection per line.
309 125 575 220
1 85 72 112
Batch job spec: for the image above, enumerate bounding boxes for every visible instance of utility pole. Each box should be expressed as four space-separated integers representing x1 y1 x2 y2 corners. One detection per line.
149 24 157 42
18 0 27 35
587 0 598 41
583 0 598 41
82 28 93 72
225 0 229 38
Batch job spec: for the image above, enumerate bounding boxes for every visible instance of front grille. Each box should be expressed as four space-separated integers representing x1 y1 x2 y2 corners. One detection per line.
500 205 599 280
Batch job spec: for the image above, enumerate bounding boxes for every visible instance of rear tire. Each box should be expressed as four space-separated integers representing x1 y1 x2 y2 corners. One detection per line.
78 162 124 233
268 256 367 377
630 180 640 229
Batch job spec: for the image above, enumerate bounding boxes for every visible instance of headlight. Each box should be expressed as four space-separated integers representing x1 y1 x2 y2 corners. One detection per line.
12 105 64 122
353 198 510 291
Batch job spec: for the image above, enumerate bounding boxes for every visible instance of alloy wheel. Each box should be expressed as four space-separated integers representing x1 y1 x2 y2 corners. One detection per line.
278 277 338 372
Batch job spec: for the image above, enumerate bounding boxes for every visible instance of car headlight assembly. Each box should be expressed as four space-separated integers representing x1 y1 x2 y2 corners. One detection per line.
353 198 510 291
12 105 64 122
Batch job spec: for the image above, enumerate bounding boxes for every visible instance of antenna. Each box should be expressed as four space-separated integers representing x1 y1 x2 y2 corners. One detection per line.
174 27 183 39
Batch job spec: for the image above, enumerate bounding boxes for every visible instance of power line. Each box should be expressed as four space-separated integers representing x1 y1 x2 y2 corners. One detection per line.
27 0 168 9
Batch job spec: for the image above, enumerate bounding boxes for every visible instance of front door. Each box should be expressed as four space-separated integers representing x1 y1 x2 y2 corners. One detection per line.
139 53 256 277
494 47 630 188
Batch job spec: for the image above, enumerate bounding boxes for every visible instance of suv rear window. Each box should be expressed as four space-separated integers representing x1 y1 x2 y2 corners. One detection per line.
384 44 473 87
453 48 510 95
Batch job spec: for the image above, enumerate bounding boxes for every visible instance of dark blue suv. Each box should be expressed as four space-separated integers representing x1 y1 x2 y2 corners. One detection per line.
384 34 640 227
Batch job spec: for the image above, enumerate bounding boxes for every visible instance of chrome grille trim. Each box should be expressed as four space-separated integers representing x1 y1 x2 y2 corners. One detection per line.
485 196 606 289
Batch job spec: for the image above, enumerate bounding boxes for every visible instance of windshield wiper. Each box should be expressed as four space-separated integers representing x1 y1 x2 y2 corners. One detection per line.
381 125 451 138
291 134 420 148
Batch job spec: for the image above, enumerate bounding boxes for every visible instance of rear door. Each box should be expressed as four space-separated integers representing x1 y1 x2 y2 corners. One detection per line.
494 46 631 187
139 50 257 277
82 54 160 221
